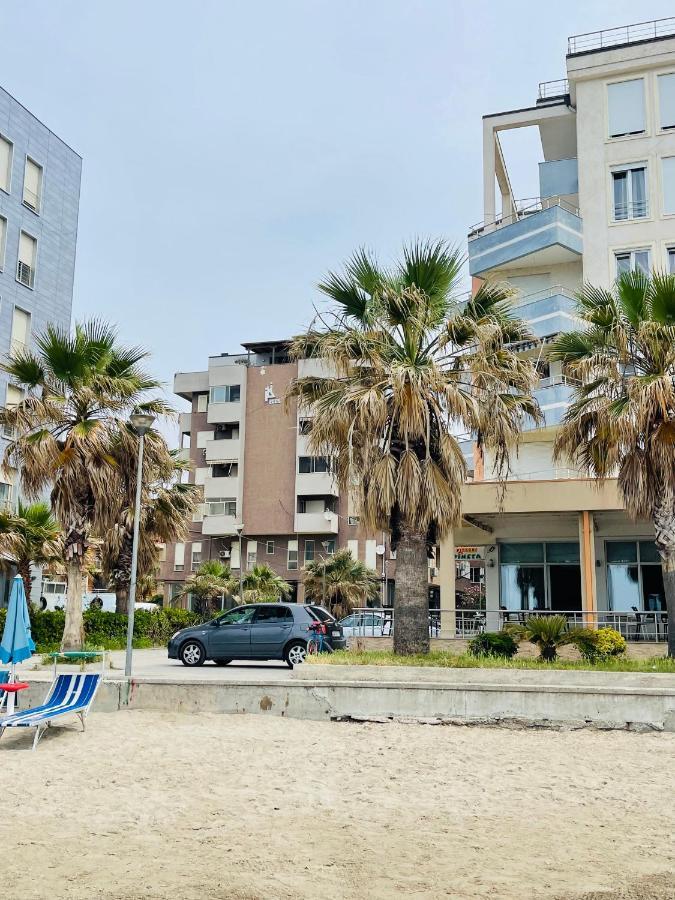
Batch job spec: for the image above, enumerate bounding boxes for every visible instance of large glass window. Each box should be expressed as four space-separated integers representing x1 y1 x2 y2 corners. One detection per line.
658 73 675 130
499 542 581 611
612 165 647 219
606 541 664 611
615 250 650 277
298 456 331 474
662 157 675 215
210 385 240 403
608 79 645 137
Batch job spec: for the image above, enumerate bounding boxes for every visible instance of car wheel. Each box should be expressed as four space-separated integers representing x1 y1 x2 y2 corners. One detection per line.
284 641 307 668
214 658 232 666
180 640 206 667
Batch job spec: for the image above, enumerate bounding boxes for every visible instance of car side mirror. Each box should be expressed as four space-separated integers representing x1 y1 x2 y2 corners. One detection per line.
211 619 221 627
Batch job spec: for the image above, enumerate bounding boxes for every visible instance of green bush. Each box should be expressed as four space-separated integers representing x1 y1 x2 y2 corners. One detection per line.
467 630 518 659
572 627 627 662
0 606 203 652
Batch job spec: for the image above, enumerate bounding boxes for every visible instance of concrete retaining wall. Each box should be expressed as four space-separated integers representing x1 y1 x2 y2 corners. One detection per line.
15 667 675 732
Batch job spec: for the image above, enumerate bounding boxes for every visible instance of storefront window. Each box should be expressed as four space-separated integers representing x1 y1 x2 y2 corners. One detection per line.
606 541 664 611
499 542 581 611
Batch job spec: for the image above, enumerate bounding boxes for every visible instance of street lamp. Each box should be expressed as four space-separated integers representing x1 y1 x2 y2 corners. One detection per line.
124 411 156 678
236 523 245 602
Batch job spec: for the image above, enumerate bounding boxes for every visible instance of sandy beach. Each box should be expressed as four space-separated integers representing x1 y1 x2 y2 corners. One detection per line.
0 711 673 900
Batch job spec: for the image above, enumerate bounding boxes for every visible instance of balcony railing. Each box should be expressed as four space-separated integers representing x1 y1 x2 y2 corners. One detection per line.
537 374 578 390
22 187 40 213
468 196 580 239
499 609 668 642
16 260 34 288
568 17 675 55
510 284 577 310
538 79 569 100
481 467 580 483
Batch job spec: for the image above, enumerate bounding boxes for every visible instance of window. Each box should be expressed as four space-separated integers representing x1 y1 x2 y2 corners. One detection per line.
323 539 336 555
17 232 37 288
191 543 202 571
23 158 43 213
174 542 185 572
0 216 6 269
217 606 257 625
662 157 675 215
658 73 675 130
210 385 241 403
668 247 675 274
205 498 236 517
214 423 239 440
298 419 312 435
298 455 331 474
499 542 581 612
287 539 298 570
305 539 315 563
266 540 275 555
246 541 257 570
3 384 22 438
615 250 650 277
252 605 293 623
608 79 645 137
348 515 360 526
212 462 238 477
10 307 30 355
0 135 12 193
606 540 664 612
197 394 208 413
469 565 483 584
612 165 647 219
192 502 205 523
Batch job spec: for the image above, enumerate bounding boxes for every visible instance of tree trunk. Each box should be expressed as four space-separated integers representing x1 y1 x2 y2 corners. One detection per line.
116 584 129 615
17 559 32 602
62 559 85 651
654 490 675 658
393 524 430 655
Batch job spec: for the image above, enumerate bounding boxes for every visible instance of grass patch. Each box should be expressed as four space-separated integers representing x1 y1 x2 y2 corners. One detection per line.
308 649 675 673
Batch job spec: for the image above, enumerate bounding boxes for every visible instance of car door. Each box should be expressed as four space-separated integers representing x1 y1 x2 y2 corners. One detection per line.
249 605 294 658
208 606 256 659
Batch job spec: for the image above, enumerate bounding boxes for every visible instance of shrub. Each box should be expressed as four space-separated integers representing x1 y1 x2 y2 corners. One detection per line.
468 631 518 659
506 614 578 662
572 627 626 662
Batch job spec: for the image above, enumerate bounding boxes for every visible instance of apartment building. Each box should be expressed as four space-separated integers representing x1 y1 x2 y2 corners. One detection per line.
160 341 432 607
0 85 82 509
439 18 675 636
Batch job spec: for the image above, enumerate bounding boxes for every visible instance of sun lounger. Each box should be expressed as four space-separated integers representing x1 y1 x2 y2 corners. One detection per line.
0 673 101 750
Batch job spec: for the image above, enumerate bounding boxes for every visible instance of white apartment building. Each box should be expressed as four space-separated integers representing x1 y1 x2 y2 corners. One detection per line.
441 18 675 641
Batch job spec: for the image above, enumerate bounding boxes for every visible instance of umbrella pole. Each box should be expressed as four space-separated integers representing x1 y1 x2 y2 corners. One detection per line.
7 662 15 715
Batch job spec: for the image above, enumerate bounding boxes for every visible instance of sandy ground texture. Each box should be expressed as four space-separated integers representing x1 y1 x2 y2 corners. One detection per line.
0 711 673 900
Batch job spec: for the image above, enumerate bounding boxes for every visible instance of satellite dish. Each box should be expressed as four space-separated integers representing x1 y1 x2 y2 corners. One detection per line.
375 545 385 555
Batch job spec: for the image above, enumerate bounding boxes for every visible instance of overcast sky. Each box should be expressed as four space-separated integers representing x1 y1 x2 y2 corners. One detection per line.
2 1 674 411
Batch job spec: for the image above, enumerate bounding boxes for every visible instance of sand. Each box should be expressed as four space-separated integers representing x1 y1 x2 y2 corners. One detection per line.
0 711 673 900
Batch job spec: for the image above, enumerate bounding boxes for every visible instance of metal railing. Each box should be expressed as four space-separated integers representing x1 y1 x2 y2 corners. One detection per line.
22 187 40 213
614 201 648 221
16 260 34 288
343 608 486 639
568 17 675 55
499 609 668 642
538 79 569 100
537 374 578 390
468 196 580 239
481 467 580 483
510 284 577 310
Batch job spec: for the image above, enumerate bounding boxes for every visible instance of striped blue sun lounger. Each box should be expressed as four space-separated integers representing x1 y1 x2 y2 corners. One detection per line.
0 673 101 750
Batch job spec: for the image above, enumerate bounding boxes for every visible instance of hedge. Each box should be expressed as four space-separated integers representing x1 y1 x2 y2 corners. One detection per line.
0 606 203 652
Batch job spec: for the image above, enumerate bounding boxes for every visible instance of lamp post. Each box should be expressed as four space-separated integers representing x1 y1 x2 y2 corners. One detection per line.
124 411 156 678
236 523 245 602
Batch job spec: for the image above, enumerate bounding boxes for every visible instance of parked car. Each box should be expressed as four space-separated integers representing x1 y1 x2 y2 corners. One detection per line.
339 612 391 637
168 603 347 667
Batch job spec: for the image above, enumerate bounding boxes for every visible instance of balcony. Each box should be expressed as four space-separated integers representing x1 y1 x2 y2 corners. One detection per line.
296 472 339 496
533 375 577 428
294 511 339 534
202 514 238 536
176 447 191 463
568 17 675 55
204 475 240 499
468 198 582 277
207 401 242 425
512 286 578 338
205 437 240 463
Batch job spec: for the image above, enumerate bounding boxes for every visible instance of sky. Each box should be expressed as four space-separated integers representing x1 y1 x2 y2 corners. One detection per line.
2 0 675 415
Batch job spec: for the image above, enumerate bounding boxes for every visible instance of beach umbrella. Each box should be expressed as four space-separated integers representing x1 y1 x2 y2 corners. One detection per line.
0 575 35 714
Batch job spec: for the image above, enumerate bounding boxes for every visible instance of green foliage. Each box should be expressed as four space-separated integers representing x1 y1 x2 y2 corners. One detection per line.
506 614 580 662
571 627 627 662
467 631 518 659
243 564 292 603
0 606 202 653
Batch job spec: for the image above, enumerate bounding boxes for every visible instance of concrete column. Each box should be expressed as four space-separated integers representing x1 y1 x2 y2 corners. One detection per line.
482 120 496 226
438 533 456 638
579 511 597 626
485 546 500 631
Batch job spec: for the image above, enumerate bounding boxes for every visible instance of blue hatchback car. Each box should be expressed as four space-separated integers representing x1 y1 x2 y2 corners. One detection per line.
168 603 346 667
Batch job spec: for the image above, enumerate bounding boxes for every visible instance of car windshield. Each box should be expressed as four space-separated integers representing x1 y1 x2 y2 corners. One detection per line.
216 607 256 625
307 605 335 623
340 615 355 627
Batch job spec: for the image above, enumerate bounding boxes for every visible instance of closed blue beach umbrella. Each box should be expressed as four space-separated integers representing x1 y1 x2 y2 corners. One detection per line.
0 576 35 713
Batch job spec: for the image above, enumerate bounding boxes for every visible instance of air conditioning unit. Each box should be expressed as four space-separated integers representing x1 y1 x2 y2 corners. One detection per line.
219 550 231 559
429 567 438 577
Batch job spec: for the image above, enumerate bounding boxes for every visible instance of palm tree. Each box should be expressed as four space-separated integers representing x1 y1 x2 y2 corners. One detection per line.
506 614 578 662
288 240 539 654
0 321 167 649
101 430 198 613
552 271 675 657
0 501 62 601
243 564 292 603
176 560 238 617
303 548 380 617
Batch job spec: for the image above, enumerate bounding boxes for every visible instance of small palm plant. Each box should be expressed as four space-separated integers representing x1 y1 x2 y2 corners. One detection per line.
506 615 578 662
176 560 238 618
0 501 62 601
303 549 380 617
243 564 292 604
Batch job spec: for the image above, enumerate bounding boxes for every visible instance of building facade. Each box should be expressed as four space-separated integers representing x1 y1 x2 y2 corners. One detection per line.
0 85 82 508
160 342 436 608
440 18 675 638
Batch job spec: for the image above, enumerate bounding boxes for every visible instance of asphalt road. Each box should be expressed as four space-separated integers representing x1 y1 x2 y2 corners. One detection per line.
107 647 295 681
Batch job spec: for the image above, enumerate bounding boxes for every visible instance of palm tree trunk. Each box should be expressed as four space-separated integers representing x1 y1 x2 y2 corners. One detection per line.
116 584 129 615
393 524 430 655
62 558 85 651
17 559 32 602
654 491 675 658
